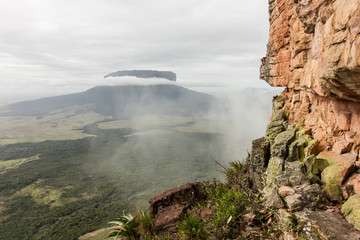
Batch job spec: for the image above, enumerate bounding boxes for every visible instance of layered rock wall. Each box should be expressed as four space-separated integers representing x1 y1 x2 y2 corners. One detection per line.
261 0 360 153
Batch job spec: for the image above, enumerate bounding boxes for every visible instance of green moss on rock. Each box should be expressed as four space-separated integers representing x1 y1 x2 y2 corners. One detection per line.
341 194 360 230
324 184 343 202
309 158 330 176
265 157 284 186
271 129 296 159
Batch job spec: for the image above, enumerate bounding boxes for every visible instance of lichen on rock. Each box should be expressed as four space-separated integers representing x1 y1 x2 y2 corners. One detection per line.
342 194 360 230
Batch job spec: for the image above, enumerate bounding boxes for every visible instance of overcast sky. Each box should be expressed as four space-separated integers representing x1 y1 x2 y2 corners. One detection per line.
0 0 271 104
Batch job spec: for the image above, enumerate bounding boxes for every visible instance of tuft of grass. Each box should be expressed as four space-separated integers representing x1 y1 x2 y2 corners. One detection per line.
217 160 244 185
136 209 155 238
202 179 246 239
108 213 138 240
212 188 246 228
177 214 208 240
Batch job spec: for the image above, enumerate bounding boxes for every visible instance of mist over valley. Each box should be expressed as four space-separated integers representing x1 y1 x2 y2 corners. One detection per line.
0 80 279 239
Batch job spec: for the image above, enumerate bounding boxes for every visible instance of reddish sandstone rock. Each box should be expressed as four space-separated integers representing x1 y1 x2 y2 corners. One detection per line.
260 0 360 155
333 140 354 154
345 173 360 195
153 205 185 232
149 182 204 216
317 151 357 201
278 186 296 197
149 182 205 234
319 152 356 185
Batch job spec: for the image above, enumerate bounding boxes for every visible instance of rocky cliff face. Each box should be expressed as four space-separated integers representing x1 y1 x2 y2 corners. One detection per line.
260 0 360 231
260 0 360 154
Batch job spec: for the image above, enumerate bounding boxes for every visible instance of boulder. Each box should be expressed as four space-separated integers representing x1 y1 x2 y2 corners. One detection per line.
149 182 204 216
287 137 308 162
306 156 329 175
278 186 296 197
321 163 356 186
266 120 286 142
285 193 303 211
263 187 285 209
265 157 284 186
303 154 315 171
275 168 310 188
324 184 343 202
149 182 206 234
285 184 323 211
333 140 354 154
273 109 286 121
295 210 360 239
239 137 270 193
260 0 360 165
284 161 306 173
342 194 360 231
346 174 360 194
306 172 321 184
271 129 296 158
153 205 186 232
318 151 357 201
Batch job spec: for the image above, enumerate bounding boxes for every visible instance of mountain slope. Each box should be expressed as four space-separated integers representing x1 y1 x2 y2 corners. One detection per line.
4 85 214 119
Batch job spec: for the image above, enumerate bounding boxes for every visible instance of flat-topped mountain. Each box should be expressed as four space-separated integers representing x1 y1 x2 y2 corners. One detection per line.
3 84 213 118
104 70 177 81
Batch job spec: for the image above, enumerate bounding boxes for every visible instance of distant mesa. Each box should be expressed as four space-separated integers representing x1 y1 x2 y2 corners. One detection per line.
104 70 177 82
3 85 213 119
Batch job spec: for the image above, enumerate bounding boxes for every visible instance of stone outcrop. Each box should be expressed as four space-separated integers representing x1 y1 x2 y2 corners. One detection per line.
294 210 360 240
258 96 325 211
260 0 360 154
148 182 205 233
241 95 360 235
239 137 270 193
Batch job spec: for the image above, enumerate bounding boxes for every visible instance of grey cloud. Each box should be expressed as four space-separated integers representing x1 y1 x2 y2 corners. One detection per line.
0 0 271 102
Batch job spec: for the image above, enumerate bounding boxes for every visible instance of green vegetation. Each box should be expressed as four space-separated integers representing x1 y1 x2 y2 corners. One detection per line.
0 120 223 239
136 210 155 238
107 210 156 240
222 160 244 184
0 154 39 174
200 180 247 239
108 214 138 240
15 179 77 207
177 215 208 240
109 162 285 240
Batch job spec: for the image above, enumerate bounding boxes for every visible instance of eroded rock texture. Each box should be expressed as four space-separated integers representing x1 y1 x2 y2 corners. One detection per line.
261 0 360 153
